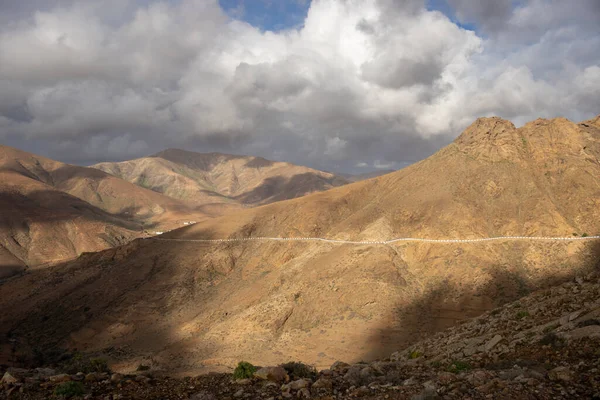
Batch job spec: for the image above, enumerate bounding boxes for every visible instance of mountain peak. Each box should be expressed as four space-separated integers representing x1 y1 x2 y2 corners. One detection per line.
455 117 517 146
453 117 520 162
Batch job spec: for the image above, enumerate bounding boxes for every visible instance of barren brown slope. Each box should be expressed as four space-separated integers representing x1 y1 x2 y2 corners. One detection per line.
92 149 349 206
2 116 600 375
0 145 223 275
0 163 140 274
339 169 397 182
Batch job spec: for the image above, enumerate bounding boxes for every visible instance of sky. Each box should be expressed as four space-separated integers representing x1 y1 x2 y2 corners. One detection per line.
0 0 598 173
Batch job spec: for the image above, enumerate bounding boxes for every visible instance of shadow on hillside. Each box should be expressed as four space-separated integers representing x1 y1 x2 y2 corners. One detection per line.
0 227 225 371
0 188 154 231
359 240 600 363
244 157 275 168
3 231 600 376
234 173 346 205
49 164 204 218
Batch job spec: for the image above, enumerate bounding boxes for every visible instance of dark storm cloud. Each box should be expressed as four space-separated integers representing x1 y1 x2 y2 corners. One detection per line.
446 0 512 32
0 0 598 174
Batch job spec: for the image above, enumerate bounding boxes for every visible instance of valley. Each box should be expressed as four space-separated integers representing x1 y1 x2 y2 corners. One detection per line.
1 115 599 380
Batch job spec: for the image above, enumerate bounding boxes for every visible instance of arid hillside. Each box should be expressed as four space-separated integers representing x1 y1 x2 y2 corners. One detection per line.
339 169 396 182
92 149 349 206
3 270 599 399
1 115 600 376
0 145 224 277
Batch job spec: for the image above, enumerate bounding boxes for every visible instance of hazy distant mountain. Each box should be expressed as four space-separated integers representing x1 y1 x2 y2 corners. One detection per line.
0 145 217 277
93 149 349 206
3 115 600 374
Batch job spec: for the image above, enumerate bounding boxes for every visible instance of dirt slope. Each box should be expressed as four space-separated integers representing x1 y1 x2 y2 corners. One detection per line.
2 115 600 375
0 145 220 275
339 169 396 182
3 271 599 399
92 149 349 206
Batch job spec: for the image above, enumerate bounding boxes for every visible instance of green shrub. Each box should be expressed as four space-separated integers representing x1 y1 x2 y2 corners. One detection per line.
582 233 589 237
54 381 85 398
281 361 317 380
447 360 471 373
62 354 110 374
408 350 422 359
89 358 110 372
233 361 256 380
539 332 565 348
515 311 530 320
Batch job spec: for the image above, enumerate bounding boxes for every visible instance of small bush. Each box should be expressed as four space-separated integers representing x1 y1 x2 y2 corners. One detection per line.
54 381 85 398
281 361 317 380
408 350 422 359
89 358 110 373
539 332 565 348
136 364 150 371
447 360 471 373
515 311 530 320
582 233 589 237
61 353 110 374
233 361 256 380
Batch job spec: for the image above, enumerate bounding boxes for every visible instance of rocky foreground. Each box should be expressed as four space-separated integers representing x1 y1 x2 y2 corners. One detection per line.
3 271 600 400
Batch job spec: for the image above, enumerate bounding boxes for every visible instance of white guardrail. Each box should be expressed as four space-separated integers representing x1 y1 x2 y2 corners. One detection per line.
151 235 600 245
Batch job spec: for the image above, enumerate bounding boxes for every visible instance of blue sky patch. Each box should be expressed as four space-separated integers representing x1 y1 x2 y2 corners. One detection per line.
426 0 477 31
219 0 312 31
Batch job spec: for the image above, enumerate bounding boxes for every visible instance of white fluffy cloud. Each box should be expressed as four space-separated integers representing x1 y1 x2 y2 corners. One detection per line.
0 0 598 172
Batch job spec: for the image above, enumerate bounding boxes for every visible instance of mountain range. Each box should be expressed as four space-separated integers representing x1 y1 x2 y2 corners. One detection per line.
1 114 599 374
92 149 349 206
0 146 352 279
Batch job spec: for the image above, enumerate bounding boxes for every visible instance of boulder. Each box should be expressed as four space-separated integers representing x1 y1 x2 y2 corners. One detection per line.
254 366 289 383
85 373 98 382
436 372 457 385
330 361 349 372
190 391 217 400
565 325 600 339
484 335 503 352
34 368 57 377
411 388 440 400
1 371 20 385
312 378 333 389
49 374 71 383
288 379 309 390
548 366 572 382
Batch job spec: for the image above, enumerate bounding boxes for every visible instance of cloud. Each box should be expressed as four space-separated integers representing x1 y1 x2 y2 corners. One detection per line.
447 0 512 32
0 0 598 172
